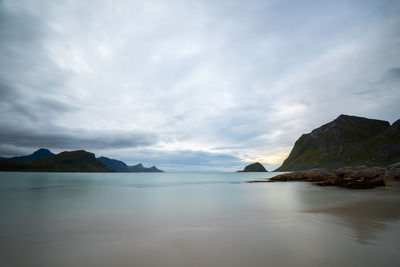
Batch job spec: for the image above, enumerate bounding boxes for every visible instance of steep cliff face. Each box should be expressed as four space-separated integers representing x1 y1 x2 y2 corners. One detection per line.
276 115 400 171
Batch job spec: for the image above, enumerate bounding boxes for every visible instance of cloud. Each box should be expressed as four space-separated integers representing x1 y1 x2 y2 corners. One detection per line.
0 0 399 170
0 127 158 158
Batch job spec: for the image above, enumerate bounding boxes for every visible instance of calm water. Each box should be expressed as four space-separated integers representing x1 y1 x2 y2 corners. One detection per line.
1 172 400 267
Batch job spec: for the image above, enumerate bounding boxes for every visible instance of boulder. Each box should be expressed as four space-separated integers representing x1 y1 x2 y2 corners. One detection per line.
386 162 400 170
346 177 385 189
349 167 385 180
334 165 367 177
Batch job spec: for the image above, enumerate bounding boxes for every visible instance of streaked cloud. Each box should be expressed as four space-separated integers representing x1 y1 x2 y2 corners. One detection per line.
0 0 399 170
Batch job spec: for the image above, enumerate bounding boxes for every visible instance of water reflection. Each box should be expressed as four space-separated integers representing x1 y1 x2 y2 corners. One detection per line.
127 181 241 188
1 173 400 267
301 192 400 244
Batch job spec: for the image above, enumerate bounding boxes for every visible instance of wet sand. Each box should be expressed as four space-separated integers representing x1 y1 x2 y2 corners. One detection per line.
1 172 400 267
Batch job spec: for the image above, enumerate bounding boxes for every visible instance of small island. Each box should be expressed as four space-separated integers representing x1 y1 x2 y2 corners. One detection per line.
238 162 268 172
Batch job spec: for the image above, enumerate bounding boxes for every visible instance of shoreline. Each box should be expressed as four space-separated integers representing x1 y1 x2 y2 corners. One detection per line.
248 162 400 190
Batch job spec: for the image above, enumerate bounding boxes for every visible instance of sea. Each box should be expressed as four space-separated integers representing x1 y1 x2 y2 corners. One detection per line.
1 172 399 267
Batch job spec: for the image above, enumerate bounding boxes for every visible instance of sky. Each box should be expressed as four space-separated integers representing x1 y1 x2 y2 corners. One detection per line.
0 0 399 171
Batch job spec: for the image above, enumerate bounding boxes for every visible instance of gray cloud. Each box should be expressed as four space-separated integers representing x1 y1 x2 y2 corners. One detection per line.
0 0 399 170
0 127 158 156
381 67 400 81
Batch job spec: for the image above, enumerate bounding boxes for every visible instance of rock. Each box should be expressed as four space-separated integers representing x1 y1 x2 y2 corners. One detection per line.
315 179 338 186
384 170 400 179
270 168 336 182
268 165 392 189
386 162 400 170
239 162 268 172
304 169 337 181
379 168 400 186
246 179 270 183
270 172 308 181
349 167 385 180
346 177 385 189
334 165 367 177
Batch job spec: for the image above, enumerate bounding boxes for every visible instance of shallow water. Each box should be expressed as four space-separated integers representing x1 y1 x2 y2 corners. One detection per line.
1 172 399 267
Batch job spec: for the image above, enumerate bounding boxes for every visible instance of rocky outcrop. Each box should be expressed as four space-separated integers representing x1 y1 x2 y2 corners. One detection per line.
239 162 268 172
249 162 400 189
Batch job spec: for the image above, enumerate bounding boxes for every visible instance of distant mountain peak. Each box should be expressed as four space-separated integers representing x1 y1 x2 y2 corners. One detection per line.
33 148 53 155
97 157 163 172
0 148 55 162
336 114 352 120
36 148 51 152
128 163 163 173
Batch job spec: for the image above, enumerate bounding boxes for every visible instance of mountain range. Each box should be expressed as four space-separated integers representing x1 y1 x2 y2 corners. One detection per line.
276 114 400 171
0 149 163 172
97 156 163 172
1 114 398 172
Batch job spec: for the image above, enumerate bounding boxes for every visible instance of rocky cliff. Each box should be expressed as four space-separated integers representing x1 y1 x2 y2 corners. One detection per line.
276 115 400 171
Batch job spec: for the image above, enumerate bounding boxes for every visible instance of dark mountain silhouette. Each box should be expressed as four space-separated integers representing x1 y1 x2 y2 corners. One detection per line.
0 150 109 172
97 156 129 172
239 162 268 172
0 149 164 173
0 148 54 162
97 157 164 172
128 163 164 172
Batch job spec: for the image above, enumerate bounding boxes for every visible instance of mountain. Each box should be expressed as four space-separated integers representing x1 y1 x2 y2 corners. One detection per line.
97 157 164 172
0 149 164 173
127 163 164 173
0 148 54 162
276 115 400 171
0 150 109 172
97 156 129 172
239 162 268 172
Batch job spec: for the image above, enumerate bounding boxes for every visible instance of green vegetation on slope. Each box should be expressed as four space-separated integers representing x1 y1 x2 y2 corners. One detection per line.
276 115 400 171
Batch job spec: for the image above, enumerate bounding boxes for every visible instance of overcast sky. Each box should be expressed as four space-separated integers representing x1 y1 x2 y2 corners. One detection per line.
0 0 399 171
